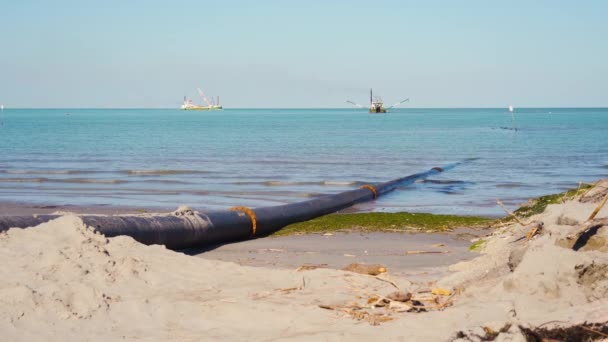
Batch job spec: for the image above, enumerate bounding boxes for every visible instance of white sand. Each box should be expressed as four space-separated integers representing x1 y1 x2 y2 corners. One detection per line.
1 190 607 341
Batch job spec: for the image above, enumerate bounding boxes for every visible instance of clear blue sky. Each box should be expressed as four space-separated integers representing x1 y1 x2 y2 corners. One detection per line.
1 0 606 108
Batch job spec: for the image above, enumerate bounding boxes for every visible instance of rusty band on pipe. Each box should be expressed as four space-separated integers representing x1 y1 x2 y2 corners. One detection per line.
229 206 257 236
360 184 378 199
432 167 444 172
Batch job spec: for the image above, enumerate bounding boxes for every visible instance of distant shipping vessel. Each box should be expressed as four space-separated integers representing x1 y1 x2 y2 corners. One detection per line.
347 89 409 114
181 88 223 110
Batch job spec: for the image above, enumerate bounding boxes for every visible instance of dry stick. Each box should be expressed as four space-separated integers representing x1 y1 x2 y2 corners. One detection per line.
580 325 608 338
580 181 608 198
564 181 583 204
587 192 608 221
525 223 542 241
497 200 527 226
374 275 400 290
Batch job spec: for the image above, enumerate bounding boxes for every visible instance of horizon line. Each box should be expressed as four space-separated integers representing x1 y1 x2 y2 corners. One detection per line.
3 106 608 110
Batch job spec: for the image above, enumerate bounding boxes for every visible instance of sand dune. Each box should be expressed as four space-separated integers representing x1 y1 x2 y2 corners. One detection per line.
1 186 607 341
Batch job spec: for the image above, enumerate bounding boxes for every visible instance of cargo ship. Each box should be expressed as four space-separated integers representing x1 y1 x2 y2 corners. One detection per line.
181 88 223 111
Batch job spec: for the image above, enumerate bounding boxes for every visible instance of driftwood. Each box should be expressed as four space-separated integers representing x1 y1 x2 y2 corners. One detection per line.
587 192 608 221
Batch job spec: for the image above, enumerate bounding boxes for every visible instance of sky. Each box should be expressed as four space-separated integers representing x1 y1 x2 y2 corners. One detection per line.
0 0 607 108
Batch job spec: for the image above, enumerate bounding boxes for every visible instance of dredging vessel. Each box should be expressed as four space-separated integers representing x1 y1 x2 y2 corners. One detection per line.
347 88 409 114
181 88 223 111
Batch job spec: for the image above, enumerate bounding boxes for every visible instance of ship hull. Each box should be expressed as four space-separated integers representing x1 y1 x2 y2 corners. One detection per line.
369 108 386 114
181 105 223 111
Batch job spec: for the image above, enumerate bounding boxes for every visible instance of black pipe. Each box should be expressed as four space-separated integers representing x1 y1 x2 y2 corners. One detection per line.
0 161 465 249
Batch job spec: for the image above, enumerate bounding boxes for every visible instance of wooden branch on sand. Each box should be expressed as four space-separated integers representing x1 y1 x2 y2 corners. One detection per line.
497 200 528 226
587 192 608 221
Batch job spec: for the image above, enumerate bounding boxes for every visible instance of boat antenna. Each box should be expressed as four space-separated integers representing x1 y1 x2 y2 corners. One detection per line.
370 88 373 106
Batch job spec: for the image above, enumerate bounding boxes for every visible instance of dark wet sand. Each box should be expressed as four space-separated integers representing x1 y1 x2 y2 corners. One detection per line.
191 229 486 280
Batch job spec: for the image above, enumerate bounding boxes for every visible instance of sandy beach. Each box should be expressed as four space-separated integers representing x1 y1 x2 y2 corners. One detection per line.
3 1 608 340
1 181 607 341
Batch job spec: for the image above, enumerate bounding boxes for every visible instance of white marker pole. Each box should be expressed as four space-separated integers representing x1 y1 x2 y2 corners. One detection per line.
508 105 516 131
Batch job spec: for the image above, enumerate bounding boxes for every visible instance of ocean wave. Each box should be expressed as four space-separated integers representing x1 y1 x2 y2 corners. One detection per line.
123 169 213 175
0 177 49 183
59 178 127 184
0 177 127 184
246 159 379 166
225 179 363 187
322 180 361 186
0 169 100 175
420 179 473 185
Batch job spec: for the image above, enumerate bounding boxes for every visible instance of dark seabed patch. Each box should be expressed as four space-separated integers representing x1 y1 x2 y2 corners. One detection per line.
495 182 536 189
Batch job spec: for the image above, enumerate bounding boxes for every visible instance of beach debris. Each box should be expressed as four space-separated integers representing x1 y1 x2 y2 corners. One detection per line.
343 253 356 257
256 248 284 253
511 221 544 243
405 250 450 255
374 275 400 290
388 301 412 312
429 243 446 248
275 287 300 294
497 199 529 226
318 304 394 325
431 288 452 296
295 263 328 272
321 274 456 325
587 191 608 221
322 233 333 236
172 205 196 217
386 290 412 302
525 222 544 240
519 321 608 341
453 323 513 341
319 289 455 325
342 263 387 276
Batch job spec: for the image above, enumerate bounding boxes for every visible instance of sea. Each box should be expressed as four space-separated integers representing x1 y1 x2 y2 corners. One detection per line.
0 108 606 217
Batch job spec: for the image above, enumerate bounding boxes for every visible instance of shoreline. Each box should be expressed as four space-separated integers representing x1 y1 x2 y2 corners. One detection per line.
0 201 179 216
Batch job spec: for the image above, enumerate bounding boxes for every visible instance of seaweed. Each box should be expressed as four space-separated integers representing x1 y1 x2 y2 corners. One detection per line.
273 212 493 236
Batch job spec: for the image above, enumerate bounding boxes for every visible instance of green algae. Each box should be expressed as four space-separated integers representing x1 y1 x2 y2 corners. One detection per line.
272 212 493 236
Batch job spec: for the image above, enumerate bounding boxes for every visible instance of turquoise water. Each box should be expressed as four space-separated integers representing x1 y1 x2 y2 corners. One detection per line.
0 108 606 216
